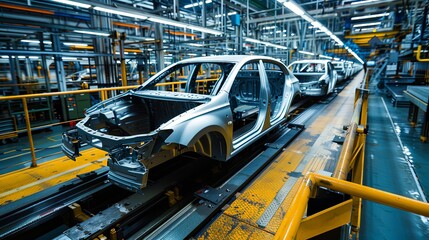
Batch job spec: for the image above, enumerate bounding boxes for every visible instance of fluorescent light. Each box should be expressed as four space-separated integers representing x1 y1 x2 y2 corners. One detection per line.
21 40 52 44
188 43 203 47
299 50 315 55
244 37 263 44
94 6 148 20
74 30 110 36
149 17 222 35
263 26 276 30
244 37 287 50
215 11 237 18
283 1 304 16
64 42 88 46
184 0 212 9
301 14 314 23
353 22 381 28
51 0 91 8
18 56 39 59
351 0 379 5
62 57 78 61
351 13 389 21
311 21 322 28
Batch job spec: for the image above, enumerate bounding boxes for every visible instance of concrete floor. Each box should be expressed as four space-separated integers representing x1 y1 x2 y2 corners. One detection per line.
361 91 429 239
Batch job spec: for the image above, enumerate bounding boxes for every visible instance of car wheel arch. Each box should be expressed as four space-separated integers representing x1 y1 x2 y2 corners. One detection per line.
188 128 230 161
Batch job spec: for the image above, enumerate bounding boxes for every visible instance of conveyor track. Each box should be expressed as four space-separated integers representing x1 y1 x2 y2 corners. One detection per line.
0 81 351 239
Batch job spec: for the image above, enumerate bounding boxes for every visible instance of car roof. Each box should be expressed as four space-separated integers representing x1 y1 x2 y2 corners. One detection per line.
177 55 278 64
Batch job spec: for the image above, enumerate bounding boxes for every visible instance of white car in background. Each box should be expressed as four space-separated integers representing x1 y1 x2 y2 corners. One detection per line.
332 61 348 81
288 59 338 97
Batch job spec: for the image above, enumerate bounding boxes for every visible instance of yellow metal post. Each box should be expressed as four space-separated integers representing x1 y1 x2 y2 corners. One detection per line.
22 98 37 167
274 178 311 240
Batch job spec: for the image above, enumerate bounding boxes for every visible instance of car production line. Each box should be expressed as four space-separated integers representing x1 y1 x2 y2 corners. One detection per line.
1 70 428 238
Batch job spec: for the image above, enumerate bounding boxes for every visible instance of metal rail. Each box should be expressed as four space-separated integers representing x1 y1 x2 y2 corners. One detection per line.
0 86 136 167
274 173 429 240
274 70 429 240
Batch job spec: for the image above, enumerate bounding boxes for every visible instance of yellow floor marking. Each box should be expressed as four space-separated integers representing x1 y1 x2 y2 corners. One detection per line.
4 150 15 154
199 71 366 239
0 148 107 205
0 144 62 162
47 134 62 142
0 162 95 198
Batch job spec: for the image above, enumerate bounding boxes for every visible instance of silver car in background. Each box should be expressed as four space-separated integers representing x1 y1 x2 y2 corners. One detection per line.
62 55 300 192
332 61 348 81
288 59 338 97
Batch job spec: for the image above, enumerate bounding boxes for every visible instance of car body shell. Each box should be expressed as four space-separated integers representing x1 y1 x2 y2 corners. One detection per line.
62 55 300 192
332 61 348 81
288 59 337 97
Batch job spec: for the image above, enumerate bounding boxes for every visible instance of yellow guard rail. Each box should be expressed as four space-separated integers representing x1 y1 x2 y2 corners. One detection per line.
274 70 429 240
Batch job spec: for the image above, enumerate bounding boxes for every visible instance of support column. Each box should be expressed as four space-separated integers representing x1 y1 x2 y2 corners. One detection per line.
408 104 419 127
421 97 429 142
51 33 68 121
154 1 164 71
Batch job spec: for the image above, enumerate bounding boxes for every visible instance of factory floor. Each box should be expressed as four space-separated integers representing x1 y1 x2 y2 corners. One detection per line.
0 72 428 238
361 90 429 239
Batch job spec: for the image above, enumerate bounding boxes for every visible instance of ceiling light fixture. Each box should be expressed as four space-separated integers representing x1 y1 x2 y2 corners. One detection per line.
51 0 91 8
21 39 52 44
244 37 287 50
353 22 381 28
184 0 212 9
351 12 389 21
277 0 363 63
298 50 315 55
282 1 304 16
351 0 380 5
93 6 148 20
74 30 110 36
64 42 88 46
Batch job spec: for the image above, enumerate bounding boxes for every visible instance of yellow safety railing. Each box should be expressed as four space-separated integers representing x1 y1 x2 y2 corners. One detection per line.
274 173 429 240
0 86 136 167
416 45 429 62
0 78 219 168
274 70 429 239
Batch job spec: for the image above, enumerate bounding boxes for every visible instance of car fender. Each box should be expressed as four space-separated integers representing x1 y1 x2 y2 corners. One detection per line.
164 108 233 159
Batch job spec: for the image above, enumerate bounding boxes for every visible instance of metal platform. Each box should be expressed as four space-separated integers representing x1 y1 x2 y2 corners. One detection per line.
196 71 364 239
404 86 429 142
0 148 107 206
385 83 409 107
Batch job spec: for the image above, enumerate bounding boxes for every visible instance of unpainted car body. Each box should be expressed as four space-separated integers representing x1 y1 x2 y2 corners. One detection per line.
62 55 300 192
288 59 337 96
332 61 348 81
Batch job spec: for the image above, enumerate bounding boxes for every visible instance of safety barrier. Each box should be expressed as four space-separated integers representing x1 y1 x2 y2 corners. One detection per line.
0 86 136 167
274 70 429 240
